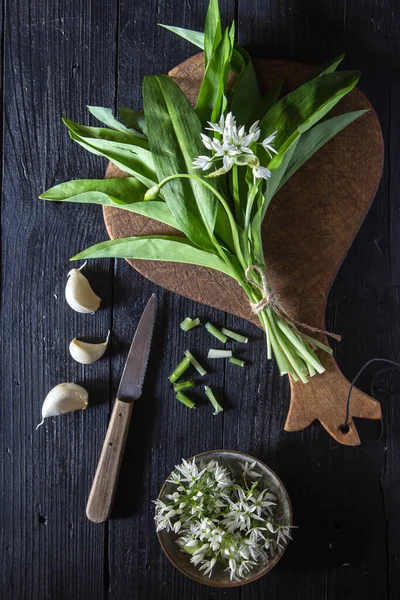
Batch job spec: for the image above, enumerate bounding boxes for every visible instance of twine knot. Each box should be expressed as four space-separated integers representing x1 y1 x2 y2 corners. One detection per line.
245 265 341 342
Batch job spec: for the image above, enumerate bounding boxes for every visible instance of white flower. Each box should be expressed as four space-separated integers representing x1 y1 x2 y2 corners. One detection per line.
173 520 182 533
206 114 225 135
241 461 263 479
200 133 213 150
238 560 257 578
191 553 205 566
192 155 213 171
261 131 278 157
194 112 274 178
199 557 217 577
253 165 271 183
228 558 237 581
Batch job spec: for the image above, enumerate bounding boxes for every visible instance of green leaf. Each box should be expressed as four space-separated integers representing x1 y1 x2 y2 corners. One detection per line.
87 106 137 136
159 25 249 78
309 53 345 80
63 118 149 150
196 26 234 124
41 176 145 203
64 120 157 188
259 71 361 169
229 48 262 126
251 139 300 256
279 110 367 189
119 107 147 137
143 74 218 251
159 25 205 50
249 80 283 124
71 235 234 277
204 0 222 67
40 176 181 229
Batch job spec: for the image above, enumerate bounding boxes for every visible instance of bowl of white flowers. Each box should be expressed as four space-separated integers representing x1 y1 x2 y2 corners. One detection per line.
154 450 293 587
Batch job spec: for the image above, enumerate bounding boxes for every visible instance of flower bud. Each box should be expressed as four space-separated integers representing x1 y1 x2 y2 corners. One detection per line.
144 184 160 200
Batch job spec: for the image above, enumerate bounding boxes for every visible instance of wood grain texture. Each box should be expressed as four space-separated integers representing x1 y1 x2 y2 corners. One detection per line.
2 0 400 599
103 53 383 445
1 0 117 598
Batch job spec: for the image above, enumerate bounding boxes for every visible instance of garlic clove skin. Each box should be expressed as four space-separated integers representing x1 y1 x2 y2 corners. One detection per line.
69 331 110 365
36 382 88 429
65 262 101 314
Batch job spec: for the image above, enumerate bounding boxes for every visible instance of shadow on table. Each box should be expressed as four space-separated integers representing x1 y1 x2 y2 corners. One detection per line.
259 422 385 576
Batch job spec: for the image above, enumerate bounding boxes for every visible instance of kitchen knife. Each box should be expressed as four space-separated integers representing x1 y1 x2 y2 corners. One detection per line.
86 293 157 523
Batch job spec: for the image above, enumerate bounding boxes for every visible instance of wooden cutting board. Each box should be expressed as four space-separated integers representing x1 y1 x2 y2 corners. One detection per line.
103 54 384 446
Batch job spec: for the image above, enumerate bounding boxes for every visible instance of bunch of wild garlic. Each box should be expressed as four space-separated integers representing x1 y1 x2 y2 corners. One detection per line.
154 458 291 581
41 0 364 382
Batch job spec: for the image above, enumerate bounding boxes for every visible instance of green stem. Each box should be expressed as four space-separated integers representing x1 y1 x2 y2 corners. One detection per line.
243 181 260 262
231 165 241 223
157 173 247 269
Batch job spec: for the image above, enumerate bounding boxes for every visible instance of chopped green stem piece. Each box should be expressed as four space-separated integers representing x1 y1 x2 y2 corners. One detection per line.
205 322 227 343
204 385 223 415
207 349 232 359
173 379 196 392
229 357 245 367
300 333 333 355
176 391 196 409
169 356 191 383
184 350 207 376
221 327 248 343
180 317 201 332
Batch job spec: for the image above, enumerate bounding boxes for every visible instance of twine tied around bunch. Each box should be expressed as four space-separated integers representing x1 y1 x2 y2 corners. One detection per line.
244 265 342 342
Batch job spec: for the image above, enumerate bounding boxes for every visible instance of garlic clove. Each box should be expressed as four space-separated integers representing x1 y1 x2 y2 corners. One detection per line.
65 262 101 313
36 382 88 429
69 330 110 364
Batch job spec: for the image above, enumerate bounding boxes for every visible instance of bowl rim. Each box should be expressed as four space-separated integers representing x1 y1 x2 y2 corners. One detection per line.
156 449 293 588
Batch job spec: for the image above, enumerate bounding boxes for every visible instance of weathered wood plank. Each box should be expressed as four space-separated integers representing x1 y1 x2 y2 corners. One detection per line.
0 0 118 598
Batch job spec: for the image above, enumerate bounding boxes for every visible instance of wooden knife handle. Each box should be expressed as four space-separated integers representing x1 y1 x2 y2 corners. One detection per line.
86 398 134 523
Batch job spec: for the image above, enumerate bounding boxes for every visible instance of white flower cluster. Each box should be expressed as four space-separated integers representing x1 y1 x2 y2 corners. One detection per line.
193 112 277 184
154 458 291 581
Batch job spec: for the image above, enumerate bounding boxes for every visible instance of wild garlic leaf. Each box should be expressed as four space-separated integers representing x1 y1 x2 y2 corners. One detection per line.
259 70 361 169
71 235 234 277
40 177 181 230
63 118 149 150
263 138 300 213
41 176 146 203
143 74 217 252
307 53 346 81
159 25 205 50
66 129 157 188
248 80 283 124
119 107 147 137
204 0 222 68
251 138 300 247
278 110 367 189
160 25 246 77
229 48 262 126
196 26 234 124
86 106 136 136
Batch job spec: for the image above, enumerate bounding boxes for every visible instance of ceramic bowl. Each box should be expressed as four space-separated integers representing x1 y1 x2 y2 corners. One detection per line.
156 450 292 587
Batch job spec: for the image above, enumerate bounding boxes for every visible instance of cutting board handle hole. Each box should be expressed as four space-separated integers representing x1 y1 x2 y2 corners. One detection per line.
340 424 350 434
118 413 122 417
109 442 113 447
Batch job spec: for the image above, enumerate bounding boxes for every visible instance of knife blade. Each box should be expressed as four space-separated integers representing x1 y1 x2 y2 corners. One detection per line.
117 292 157 402
86 294 157 523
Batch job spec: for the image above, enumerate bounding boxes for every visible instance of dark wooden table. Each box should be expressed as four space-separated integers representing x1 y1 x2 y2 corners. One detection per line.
1 1 400 598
